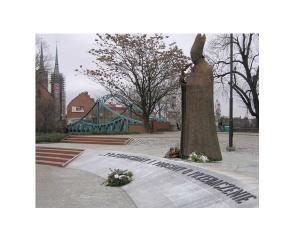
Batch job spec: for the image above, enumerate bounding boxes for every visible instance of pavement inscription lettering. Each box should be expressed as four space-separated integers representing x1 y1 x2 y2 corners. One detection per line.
104 152 257 204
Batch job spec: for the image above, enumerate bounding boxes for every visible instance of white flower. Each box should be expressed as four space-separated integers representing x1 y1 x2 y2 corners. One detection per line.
114 174 119 179
200 155 209 162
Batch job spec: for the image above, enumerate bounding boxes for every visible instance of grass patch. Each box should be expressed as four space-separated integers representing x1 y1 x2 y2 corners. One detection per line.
36 133 67 143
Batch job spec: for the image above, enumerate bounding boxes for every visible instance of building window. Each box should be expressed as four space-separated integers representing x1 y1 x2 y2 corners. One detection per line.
72 106 84 112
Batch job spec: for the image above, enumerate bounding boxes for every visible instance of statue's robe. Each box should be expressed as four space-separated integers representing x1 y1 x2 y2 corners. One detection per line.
181 58 222 161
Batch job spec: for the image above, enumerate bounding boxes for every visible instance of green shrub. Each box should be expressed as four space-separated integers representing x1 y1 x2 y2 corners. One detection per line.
36 133 67 143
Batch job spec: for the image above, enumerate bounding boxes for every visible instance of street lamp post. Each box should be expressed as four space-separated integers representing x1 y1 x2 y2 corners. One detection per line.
227 33 235 151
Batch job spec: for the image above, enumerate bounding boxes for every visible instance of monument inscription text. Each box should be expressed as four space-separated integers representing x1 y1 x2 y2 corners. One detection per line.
103 152 257 204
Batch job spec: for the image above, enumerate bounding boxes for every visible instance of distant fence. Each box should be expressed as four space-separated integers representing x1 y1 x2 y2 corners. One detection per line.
233 127 259 133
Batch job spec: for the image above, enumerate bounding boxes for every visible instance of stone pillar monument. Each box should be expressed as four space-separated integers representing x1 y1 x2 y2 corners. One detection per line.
181 34 222 161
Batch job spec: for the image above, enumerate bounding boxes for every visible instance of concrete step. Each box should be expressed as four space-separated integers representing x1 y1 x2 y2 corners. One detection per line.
61 135 130 145
61 140 127 145
36 152 76 159
65 135 129 141
63 138 128 143
36 146 84 152
36 160 65 166
36 149 82 155
36 156 69 163
35 146 84 167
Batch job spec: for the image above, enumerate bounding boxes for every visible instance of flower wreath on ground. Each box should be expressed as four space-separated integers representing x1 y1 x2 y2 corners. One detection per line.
106 169 133 187
164 147 212 163
188 152 210 163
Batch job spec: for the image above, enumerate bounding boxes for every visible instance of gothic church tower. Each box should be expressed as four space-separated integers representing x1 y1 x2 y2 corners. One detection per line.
51 46 66 121
36 43 48 90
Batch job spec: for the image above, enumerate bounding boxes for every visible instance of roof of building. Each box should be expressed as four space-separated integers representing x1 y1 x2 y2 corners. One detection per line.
67 91 95 107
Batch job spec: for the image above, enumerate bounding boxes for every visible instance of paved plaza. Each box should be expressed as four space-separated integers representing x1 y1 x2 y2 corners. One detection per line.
36 132 259 208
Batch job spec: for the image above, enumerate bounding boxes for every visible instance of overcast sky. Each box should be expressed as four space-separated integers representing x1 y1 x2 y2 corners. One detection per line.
38 33 250 118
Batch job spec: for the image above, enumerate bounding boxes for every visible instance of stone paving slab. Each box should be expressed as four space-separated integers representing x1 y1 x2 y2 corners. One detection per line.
67 149 258 208
36 164 136 208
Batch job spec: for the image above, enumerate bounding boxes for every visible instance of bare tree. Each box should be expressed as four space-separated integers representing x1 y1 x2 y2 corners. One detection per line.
153 95 173 119
78 34 189 132
207 34 259 128
35 35 53 72
152 90 182 124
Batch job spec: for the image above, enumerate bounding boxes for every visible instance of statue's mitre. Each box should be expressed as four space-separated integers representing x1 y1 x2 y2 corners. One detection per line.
190 34 206 64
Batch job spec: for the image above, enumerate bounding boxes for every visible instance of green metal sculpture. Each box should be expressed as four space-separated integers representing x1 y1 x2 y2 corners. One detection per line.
67 94 166 133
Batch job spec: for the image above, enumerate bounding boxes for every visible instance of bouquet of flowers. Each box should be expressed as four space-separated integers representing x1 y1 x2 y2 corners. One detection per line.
106 169 133 187
164 147 180 158
188 152 209 163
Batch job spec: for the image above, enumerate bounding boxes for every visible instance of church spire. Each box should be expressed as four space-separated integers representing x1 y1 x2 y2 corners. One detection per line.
54 44 59 74
39 43 45 70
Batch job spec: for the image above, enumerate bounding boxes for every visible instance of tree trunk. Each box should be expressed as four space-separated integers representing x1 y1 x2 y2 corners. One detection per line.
143 115 151 133
253 97 259 129
180 82 186 158
255 115 259 129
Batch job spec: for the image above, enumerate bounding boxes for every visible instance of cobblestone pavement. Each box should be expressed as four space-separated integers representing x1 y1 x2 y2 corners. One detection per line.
128 137 180 146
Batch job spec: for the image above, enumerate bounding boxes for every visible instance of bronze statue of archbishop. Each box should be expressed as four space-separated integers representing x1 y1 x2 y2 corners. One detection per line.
180 34 222 161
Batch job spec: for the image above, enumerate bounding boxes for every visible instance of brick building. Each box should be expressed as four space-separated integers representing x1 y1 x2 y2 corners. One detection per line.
36 43 66 132
66 92 171 132
66 92 96 124
66 92 141 123
36 83 56 132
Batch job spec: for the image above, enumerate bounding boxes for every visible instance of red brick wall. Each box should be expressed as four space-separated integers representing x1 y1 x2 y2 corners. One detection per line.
128 124 146 133
37 84 54 103
67 92 95 119
128 121 171 133
152 121 171 132
36 84 56 132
